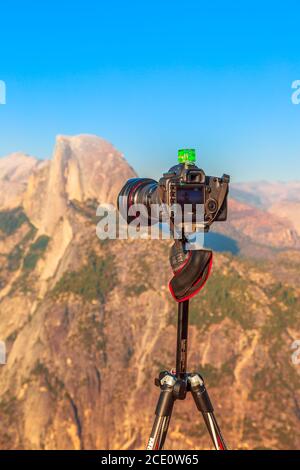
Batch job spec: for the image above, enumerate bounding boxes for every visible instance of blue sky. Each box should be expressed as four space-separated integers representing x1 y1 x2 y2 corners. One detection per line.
0 0 300 181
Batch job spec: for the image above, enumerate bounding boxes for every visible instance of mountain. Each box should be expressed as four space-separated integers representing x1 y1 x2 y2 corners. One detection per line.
268 201 300 235
210 198 300 258
24 134 136 235
232 181 300 208
0 136 299 450
0 152 44 210
231 181 300 238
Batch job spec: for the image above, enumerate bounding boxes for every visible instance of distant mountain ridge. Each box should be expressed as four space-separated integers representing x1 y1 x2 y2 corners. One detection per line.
231 181 300 239
232 181 300 207
1 137 299 252
0 152 44 210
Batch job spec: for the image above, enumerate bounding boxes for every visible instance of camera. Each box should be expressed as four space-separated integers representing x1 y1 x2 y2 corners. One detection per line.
118 149 230 232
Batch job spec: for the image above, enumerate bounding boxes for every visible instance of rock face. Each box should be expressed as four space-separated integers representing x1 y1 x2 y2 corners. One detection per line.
0 152 44 210
212 198 300 255
0 136 299 450
268 201 300 236
24 135 136 235
232 181 300 237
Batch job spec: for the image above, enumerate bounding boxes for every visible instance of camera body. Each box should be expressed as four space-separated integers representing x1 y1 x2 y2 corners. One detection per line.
158 163 230 228
118 152 230 233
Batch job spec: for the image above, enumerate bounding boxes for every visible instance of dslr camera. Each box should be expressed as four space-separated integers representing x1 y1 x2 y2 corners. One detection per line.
118 149 230 233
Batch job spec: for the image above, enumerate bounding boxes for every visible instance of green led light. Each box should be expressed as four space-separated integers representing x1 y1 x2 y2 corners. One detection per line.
178 149 196 164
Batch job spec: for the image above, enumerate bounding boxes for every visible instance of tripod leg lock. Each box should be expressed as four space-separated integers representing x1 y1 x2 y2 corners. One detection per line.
189 374 214 413
155 374 176 417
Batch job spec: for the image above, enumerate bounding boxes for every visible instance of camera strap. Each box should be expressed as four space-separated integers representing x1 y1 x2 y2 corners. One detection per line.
169 247 213 302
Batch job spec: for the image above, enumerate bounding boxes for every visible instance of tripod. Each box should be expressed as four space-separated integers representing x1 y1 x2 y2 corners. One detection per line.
147 242 227 451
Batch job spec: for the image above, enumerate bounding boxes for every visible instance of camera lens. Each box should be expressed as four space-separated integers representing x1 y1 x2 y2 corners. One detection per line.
118 178 159 225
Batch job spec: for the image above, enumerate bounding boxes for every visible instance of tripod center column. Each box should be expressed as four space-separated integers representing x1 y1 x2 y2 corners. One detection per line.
176 300 189 377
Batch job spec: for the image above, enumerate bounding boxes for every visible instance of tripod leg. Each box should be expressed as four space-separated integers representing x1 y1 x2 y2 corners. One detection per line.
189 374 227 450
147 375 176 450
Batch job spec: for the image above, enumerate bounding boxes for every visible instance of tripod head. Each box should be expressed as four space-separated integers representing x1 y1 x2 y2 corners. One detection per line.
169 240 213 302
